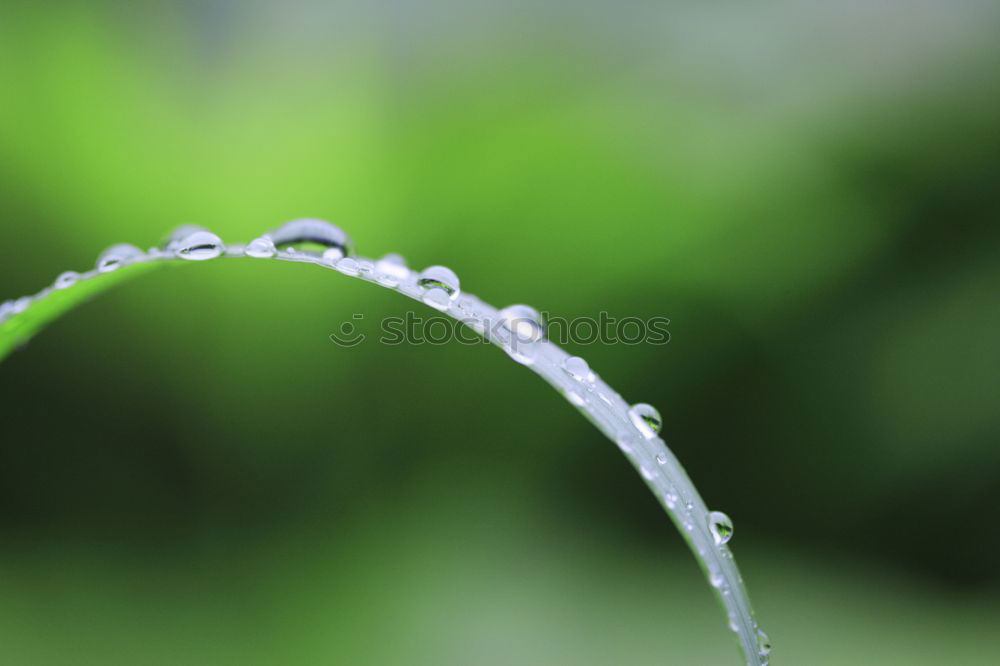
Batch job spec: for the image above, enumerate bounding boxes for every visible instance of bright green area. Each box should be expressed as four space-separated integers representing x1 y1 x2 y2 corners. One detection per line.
1 2 999 664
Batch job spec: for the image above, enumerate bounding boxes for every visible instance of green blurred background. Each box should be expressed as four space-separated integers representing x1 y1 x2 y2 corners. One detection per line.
2 1 999 664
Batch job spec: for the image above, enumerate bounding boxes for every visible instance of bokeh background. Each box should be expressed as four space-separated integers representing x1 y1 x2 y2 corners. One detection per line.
2 1 999 664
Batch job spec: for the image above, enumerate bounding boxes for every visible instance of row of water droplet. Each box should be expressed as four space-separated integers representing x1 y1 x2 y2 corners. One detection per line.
0 218 770 665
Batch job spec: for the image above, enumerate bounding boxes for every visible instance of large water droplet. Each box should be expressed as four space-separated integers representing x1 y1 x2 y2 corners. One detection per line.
245 237 276 258
417 265 460 299
627 403 662 439
96 244 144 272
53 271 80 290
757 628 772 657
175 230 224 261
269 219 351 255
708 511 734 545
499 305 545 342
165 225 207 249
562 356 592 382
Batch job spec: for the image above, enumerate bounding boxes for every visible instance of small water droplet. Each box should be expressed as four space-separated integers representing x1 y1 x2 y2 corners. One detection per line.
709 568 724 588
627 403 662 439
664 491 678 509
53 271 80 290
96 244 144 272
269 219 351 255
708 511 734 545
728 615 740 633
499 304 545 342
640 465 656 481
335 257 360 276
422 287 452 312
562 356 592 382
245 237 276 258
322 247 345 264
175 231 224 261
0 300 16 322
417 265 460 299
375 254 410 282
757 628 771 657
566 390 586 406
655 453 667 465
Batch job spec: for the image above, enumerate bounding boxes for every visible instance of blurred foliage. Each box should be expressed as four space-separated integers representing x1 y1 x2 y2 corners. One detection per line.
1 1 999 663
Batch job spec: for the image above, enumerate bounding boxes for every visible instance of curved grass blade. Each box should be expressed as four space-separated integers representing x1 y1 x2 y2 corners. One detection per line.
0 232 770 665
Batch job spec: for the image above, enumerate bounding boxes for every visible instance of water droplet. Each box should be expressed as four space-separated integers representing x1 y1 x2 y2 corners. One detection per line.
53 271 80 290
757 628 771 657
664 491 678 509
375 254 410 282
322 247 345 264
165 225 208 249
627 403 662 439
335 257 360 276
422 287 453 312
709 568 725 588
245 237 276 258
96 244 144 272
655 453 667 465
417 265 460 299
562 356 592 382
708 511 734 545
499 305 545 342
175 231 224 261
269 219 351 255
728 615 740 633
640 465 656 481
566 390 586 407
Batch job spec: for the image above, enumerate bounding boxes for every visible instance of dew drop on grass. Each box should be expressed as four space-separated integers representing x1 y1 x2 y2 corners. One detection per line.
96 244 144 272
708 511 734 545
322 247 345 264
53 271 80 290
269 219 351 255
175 231 224 261
165 225 207 249
422 287 452 311
628 403 662 439
335 257 360 276
562 356 592 381
709 568 725 588
417 265 460 300
757 628 772 657
245 237 276 258
376 254 410 281
499 304 545 342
